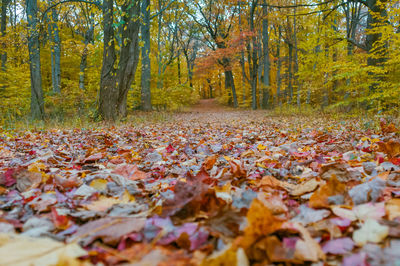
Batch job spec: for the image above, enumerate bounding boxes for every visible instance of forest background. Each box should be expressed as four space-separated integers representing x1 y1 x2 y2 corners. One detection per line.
0 0 399 125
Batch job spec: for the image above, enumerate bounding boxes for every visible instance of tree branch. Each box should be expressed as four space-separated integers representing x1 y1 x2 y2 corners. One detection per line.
41 0 101 22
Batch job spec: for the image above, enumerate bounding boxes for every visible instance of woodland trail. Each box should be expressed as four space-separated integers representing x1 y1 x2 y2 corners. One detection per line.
188 98 231 112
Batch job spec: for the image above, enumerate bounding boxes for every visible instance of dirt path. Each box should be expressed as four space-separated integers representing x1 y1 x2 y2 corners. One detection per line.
189 98 231 113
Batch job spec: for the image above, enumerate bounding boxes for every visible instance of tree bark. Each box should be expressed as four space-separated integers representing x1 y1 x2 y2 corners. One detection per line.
261 1 270 109
116 0 140 117
224 70 237 107
249 0 258 110
276 26 282 107
1 0 8 70
26 0 44 120
293 2 300 109
238 3 246 104
98 0 117 120
79 21 94 90
140 0 152 111
287 42 293 104
365 0 388 92
48 0 61 93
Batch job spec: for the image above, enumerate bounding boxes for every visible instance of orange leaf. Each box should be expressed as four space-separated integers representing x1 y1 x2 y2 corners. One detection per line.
309 175 349 208
240 198 284 249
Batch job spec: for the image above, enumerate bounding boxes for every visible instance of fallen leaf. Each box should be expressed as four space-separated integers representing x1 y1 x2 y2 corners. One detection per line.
289 178 320 196
113 164 147 180
69 217 146 246
385 198 400 220
291 204 330 225
322 237 354 254
353 219 389 246
0 233 86 266
378 140 400 158
85 196 120 212
309 175 349 208
240 198 283 249
16 169 42 192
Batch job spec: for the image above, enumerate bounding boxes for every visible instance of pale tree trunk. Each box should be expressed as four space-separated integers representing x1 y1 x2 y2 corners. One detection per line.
156 0 162 89
276 26 282 107
140 0 152 111
26 0 44 119
258 39 262 108
79 20 94 90
343 2 361 101
48 0 61 93
322 36 329 110
98 0 117 120
287 42 293 104
261 1 270 109
293 2 300 109
238 3 246 104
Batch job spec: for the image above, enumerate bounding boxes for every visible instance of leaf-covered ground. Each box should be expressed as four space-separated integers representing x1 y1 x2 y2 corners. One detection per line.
1 100 400 265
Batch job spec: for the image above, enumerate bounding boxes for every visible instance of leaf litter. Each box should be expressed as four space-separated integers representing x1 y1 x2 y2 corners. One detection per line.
0 112 400 265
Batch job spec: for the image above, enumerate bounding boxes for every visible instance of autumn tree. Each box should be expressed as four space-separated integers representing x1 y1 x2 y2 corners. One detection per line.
189 0 239 108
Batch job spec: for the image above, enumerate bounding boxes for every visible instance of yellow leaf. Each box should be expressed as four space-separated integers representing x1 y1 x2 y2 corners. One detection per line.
90 179 108 191
257 144 266 151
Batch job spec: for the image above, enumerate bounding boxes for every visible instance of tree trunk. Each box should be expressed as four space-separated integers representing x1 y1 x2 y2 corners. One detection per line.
156 0 162 89
261 1 270 109
140 0 152 111
98 0 117 120
287 42 293 104
276 26 282 107
1 0 8 70
365 0 388 92
116 0 140 117
186 58 193 88
293 2 300 109
177 52 181 84
48 0 61 93
257 39 263 109
26 0 44 120
207 78 213 98
79 22 94 90
225 70 237 107
249 0 258 110
238 3 246 104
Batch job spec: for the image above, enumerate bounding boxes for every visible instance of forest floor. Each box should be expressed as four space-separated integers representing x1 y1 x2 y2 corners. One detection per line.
0 100 400 265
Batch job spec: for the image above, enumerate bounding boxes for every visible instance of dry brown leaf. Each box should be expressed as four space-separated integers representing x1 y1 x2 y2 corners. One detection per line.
113 164 147 180
240 198 284 250
69 217 146 246
386 198 400 220
378 140 400 158
203 155 218 170
309 175 349 208
0 233 87 266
